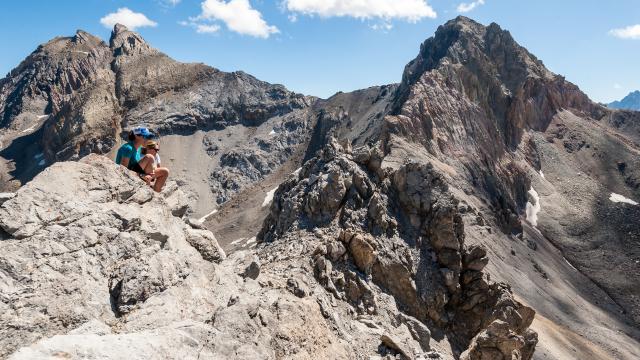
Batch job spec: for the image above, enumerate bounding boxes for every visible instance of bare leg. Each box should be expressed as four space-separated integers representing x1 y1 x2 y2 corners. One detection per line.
138 154 155 175
137 154 155 186
153 167 169 192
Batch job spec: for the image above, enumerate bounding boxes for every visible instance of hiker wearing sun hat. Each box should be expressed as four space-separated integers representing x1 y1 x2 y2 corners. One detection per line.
142 140 169 192
141 140 162 170
115 126 169 192
115 127 153 170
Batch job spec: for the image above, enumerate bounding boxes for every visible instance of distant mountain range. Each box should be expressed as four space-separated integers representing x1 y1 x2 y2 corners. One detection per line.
609 90 640 110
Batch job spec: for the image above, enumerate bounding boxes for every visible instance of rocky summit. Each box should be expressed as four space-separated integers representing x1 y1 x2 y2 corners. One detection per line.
609 90 640 111
1 16 640 360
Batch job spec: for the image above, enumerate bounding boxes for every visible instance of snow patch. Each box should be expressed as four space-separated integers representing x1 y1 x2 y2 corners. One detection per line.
37 115 49 120
34 153 44 160
563 257 578 271
38 159 45 166
292 167 302 176
230 238 245 245
525 187 541 226
539 170 545 179
609 193 638 206
262 187 277 207
21 126 35 134
245 237 256 245
198 208 218 223
269 129 276 135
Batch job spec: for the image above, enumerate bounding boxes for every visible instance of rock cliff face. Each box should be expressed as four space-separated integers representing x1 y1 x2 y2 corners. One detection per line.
0 30 117 190
260 140 538 359
378 18 640 335
1 15 640 360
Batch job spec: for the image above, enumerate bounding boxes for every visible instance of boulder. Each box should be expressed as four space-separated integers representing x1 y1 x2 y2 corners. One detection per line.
185 228 226 263
461 320 538 360
349 234 377 274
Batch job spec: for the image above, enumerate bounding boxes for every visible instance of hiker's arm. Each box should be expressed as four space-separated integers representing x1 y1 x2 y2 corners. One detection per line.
120 157 130 168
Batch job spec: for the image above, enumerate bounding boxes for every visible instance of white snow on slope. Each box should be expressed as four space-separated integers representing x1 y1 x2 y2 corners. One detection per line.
292 167 302 176
38 159 45 166
34 153 44 159
563 257 578 271
539 170 545 179
269 129 276 135
262 187 278 207
198 208 218 223
230 238 245 245
21 116 48 133
609 193 639 206
525 187 541 226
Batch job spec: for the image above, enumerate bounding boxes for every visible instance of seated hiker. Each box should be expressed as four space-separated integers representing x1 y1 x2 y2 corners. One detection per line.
138 140 170 192
116 127 169 192
115 126 150 168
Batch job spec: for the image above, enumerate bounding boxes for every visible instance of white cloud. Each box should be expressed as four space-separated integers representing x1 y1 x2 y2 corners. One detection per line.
609 24 640 40
457 0 485 13
284 0 437 22
370 22 393 32
159 0 181 6
100 8 158 30
198 0 279 38
614 83 622 89
196 24 221 33
178 19 220 34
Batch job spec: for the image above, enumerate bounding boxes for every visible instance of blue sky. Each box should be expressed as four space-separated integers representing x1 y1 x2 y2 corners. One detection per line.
1 0 639 103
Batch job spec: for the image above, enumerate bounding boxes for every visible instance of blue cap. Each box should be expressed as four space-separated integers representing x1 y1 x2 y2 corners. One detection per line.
132 127 153 138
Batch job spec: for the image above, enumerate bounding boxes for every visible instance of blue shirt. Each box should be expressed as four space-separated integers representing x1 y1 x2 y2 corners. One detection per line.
115 142 142 167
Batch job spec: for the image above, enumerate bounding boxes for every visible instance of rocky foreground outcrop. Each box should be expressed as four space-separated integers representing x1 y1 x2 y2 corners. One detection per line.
0 155 355 359
260 139 538 359
0 152 536 359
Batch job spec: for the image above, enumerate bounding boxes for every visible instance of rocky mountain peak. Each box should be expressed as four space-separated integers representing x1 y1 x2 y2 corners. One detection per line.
112 23 129 35
109 23 154 57
390 16 601 155
609 90 640 111
396 16 553 107
72 29 103 47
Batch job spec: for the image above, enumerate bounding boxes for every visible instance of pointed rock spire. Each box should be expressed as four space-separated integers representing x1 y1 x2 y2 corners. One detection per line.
73 30 99 44
109 23 153 57
112 23 129 36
